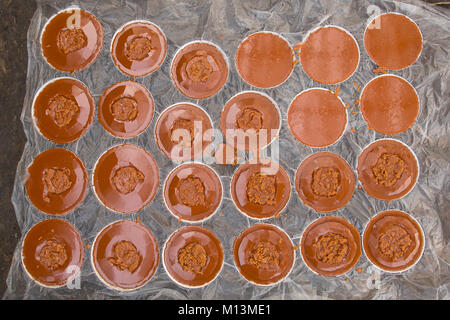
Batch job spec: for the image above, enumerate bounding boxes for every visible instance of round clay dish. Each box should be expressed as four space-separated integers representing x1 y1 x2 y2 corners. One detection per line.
164 163 223 223
111 20 167 77
154 103 213 162
231 160 291 219
235 32 293 88
171 41 228 99
360 74 419 135
299 25 359 84
22 219 84 287
364 13 422 70
26 148 88 215
91 220 159 291
288 88 347 147
357 139 419 201
98 80 154 138
363 210 424 273
32 77 95 143
300 216 361 277
41 8 104 72
163 226 224 288
295 152 356 213
92 144 159 213
234 224 295 285
220 91 281 152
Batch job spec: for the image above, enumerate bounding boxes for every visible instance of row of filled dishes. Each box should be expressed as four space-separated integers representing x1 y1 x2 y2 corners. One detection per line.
22 210 424 290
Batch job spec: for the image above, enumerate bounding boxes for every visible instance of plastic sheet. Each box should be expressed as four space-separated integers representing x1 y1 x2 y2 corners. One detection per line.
4 0 449 299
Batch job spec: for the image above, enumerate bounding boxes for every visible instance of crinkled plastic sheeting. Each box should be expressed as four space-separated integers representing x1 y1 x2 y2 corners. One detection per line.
4 0 449 299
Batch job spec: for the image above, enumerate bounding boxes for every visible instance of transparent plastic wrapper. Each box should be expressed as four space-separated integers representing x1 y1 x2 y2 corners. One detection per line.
4 0 449 299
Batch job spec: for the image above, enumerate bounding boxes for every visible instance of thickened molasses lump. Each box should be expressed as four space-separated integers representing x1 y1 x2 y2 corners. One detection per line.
364 13 422 70
231 160 290 219
233 224 294 285
22 219 84 287
41 8 103 72
363 210 424 272
163 226 224 288
98 81 154 138
93 144 159 213
220 91 281 152
92 220 159 291
26 148 88 215
111 21 167 77
171 41 228 99
300 26 359 84
236 32 293 88
33 78 95 143
164 163 222 222
155 103 213 162
288 88 347 147
295 152 355 213
360 75 419 135
300 216 361 277
357 139 418 201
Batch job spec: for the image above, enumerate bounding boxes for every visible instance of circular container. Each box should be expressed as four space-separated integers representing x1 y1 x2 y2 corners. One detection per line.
163 226 224 288
91 220 159 291
299 25 360 84
171 40 228 99
235 31 294 89
362 210 425 273
360 74 419 135
98 80 154 139
295 152 356 213
230 160 291 220
154 102 213 162
22 219 84 288
26 148 88 215
40 8 104 72
233 223 295 286
92 144 159 214
163 162 223 223
364 12 423 70
111 20 167 78
32 77 95 143
287 88 347 148
357 138 419 201
219 91 281 152
300 216 361 277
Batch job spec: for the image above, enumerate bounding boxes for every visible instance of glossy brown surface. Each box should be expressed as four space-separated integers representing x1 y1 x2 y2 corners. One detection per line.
92 220 159 290
234 224 294 285
364 13 422 70
301 216 361 277
220 91 280 151
33 77 95 143
98 80 154 138
231 160 290 219
363 210 424 272
111 21 167 77
93 144 159 213
163 226 223 287
295 152 355 213
300 26 359 84
155 103 213 162
164 163 222 222
26 148 87 215
22 219 84 287
41 9 103 72
357 139 418 201
288 89 347 147
360 75 419 135
171 41 228 99
236 32 293 88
